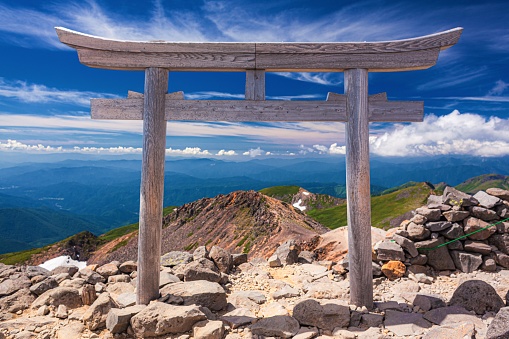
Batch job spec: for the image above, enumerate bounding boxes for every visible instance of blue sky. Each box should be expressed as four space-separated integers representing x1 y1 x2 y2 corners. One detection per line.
0 0 508 160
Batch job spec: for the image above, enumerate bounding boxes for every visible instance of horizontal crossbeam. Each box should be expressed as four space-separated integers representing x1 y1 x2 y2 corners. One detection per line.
56 27 462 72
91 92 423 122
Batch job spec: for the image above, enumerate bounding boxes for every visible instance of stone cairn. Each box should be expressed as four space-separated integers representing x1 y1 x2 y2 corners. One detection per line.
1 189 509 338
372 187 509 281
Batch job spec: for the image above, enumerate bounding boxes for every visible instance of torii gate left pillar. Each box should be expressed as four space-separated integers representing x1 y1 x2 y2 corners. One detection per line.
56 27 462 307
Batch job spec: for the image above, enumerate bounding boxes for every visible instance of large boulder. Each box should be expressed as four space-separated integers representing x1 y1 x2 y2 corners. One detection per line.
406 222 431 241
487 306 509 339
183 258 221 282
473 191 501 209
193 320 224 339
0 275 31 297
250 315 300 338
274 240 300 265
160 280 227 311
32 287 83 309
82 292 118 330
414 237 455 271
106 305 145 334
0 288 35 313
209 246 233 274
161 251 193 267
443 187 478 207
449 280 505 315
375 241 405 261
96 262 120 278
450 251 483 273
489 234 509 254
29 278 58 296
464 217 497 240
130 302 206 338
292 299 350 331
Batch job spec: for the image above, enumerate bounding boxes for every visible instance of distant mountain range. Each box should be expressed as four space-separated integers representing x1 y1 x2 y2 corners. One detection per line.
0 156 509 254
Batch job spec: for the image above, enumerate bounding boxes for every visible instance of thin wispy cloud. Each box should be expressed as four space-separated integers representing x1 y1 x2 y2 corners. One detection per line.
274 73 342 86
0 78 118 106
184 92 245 100
417 67 487 91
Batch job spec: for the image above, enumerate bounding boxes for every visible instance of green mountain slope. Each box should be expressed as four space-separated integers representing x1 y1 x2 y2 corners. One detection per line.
455 174 509 194
307 182 434 230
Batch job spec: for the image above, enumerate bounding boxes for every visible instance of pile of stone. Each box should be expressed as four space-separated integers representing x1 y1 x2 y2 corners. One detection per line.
373 187 509 280
1 241 509 338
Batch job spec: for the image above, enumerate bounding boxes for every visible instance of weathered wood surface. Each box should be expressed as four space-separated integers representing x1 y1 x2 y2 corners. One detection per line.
137 68 168 305
56 27 462 72
92 95 422 122
345 68 373 309
245 70 265 100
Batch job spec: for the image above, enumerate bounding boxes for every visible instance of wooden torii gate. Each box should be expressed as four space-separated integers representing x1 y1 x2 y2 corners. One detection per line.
57 27 462 308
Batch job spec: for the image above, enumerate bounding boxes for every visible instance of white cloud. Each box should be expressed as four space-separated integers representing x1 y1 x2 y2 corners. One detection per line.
370 110 509 157
216 149 237 156
274 73 342 86
313 144 328 154
417 67 487 91
329 143 346 154
243 147 264 157
185 92 245 100
0 78 118 106
488 80 509 96
166 147 211 156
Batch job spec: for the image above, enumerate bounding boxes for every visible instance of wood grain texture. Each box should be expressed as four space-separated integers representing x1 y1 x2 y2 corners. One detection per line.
56 27 462 72
245 70 265 100
345 68 373 309
92 95 421 122
137 68 168 305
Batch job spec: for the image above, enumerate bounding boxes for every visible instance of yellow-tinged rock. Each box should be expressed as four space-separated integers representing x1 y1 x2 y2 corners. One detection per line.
381 261 406 280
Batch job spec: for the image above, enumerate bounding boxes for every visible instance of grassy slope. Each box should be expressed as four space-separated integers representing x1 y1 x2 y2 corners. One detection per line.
259 186 300 203
455 174 509 194
307 182 433 230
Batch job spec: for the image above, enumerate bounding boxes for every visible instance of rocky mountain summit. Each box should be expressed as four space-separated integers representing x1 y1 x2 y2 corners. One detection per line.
1 237 509 338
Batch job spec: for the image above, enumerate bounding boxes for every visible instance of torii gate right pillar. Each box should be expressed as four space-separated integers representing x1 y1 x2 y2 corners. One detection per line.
345 69 373 308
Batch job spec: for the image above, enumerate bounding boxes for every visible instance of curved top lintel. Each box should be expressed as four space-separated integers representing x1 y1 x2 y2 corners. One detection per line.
55 27 462 72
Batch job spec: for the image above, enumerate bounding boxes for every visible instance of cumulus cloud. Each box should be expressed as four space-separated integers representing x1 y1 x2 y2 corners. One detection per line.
216 149 237 156
243 147 264 157
313 144 328 154
0 139 235 157
0 78 118 106
370 110 509 157
329 143 346 154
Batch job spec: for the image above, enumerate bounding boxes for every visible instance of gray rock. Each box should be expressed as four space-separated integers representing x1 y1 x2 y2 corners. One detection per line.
275 239 300 265
442 210 470 222
160 280 227 311
55 304 68 319
32 286 83 309
272 285 300 300
376 240 405 261
232 253 248 266
489 234 509 254
298 251 316 264
409 254 428 265
82 292 117 330
228 290 266 310
471 206 499 221
360 313 384 327
106 305 145 334
159 271 181 287
415 207 442 221
0 288 35 313
423 322 476 339
473 191 502 209
29 278 58 296
464 217 497 240
108 274 130 283
384 310 431 336
96 262 120 278
412 294 446 312
292 298 350 331
259 302 289 317
269 254 282 267
443 187 478 207
407 264 429 275
450 250 483 273
161 251 193 267
193 320 224 339
406 222 431 241
114 292 136 308
303 281 348 299
410 213 428 224
55 322 85 339
119 260 137 274
414 237 456 271
494 250 509 268
50 265 79 276
220 308 257 329
425 221 452 232
209 246 233 274
130 302 206 337
81 284 97 306
294 327 319 339
423 306 486 336
78 268 106 284
449 280 505 314
183 258 221 283
487 306 509 339
447 240 463 250
440 222 465 239
193 246 209 261
464 240 492 254
482 256 497 271
0 275 30 297
427 194 443 205
251 315 300 338
486 188 509 200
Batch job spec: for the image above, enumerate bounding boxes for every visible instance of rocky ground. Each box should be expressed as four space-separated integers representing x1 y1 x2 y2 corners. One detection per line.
1 243 509 339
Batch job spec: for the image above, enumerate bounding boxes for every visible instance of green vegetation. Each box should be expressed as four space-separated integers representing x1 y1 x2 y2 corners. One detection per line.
308 182 433 230
0 246 49 265
259 186 300 203
455 174 509 194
